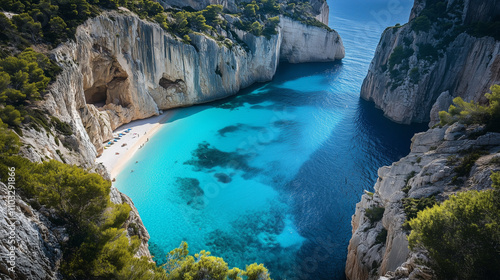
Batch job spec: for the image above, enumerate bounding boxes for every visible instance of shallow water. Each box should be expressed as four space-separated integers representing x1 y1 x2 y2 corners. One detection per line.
115 1 424 279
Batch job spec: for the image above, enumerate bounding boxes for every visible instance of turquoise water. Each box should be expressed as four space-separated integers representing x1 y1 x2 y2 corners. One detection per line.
115 1 423 279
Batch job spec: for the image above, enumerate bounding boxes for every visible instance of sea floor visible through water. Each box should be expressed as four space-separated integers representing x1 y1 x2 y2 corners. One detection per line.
115 2 424 279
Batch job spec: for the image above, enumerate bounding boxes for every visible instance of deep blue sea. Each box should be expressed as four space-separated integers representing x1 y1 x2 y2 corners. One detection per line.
115 1 424 279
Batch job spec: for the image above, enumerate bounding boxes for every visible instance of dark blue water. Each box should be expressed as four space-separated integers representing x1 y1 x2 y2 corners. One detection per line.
115 1 425 279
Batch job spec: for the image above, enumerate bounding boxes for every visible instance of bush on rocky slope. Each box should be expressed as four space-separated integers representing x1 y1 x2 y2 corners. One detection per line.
439 85 500 132
408 172 500 280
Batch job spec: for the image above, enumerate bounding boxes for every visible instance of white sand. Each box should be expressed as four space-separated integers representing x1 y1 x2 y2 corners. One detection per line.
96 111 174 179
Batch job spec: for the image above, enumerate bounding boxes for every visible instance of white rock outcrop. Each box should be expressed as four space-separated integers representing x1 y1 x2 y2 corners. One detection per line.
361 0 500 125
345 124 500 280
280 17 344 63
38 11 343 157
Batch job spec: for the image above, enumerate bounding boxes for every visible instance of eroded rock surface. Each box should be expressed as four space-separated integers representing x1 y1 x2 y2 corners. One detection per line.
361 0 500 125
346 124 500 279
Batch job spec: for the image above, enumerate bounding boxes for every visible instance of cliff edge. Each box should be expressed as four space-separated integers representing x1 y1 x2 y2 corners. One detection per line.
45 10 344 157
346 123 500 279
360 0 500 125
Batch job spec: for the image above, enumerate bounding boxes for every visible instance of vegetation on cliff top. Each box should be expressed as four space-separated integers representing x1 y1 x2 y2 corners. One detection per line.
155 0 328 45
383 0 499 90
439 85 500 132
0 0 328 129
408 172 500 279
0 47 62 131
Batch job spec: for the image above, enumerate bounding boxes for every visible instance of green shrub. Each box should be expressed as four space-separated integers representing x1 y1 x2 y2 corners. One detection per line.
0 48 61 128
51 116 73 136
250 21 263 36
0 118 20 154
365 206 385 224
466 21 500 41
375 228 388 244
408 172 500 279
439 85 500 131
388 46 414 70
244 3 259 17
402 171 417 194
402 196 437 228
417 43 439 63
162 242 270 280
409 67 420 84
451 150 488 184
411 15 431 33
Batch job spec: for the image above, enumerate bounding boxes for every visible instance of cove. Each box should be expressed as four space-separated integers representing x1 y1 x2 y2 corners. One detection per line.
114 2 425 279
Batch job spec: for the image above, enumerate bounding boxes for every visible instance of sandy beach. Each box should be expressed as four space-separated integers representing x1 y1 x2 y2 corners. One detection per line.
96 111 175 179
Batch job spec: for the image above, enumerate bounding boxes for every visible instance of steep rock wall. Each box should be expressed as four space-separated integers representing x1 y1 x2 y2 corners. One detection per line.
44 10 343 156
73 11 283 153
345 124 500 280
310 0 330 25
361 0 500 125
0 183 63 280
280 16 343 63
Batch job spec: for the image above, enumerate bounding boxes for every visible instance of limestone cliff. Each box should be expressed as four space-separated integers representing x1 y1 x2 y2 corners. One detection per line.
43 10 343 156
280 16 343 63
361 0 500 125
310 0 330 25
345 124 500 280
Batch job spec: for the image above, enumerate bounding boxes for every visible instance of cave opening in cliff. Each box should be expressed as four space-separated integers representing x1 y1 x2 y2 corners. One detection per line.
159 77 181 89
84 85 108 107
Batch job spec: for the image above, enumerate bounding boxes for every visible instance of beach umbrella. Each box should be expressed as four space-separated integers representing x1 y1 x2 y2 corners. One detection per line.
108 142 113 145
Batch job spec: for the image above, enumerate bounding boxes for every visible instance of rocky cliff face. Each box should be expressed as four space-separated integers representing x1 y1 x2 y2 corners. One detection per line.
40 10 343 156
0 183 63 280
158 0 239 13
345 124 500 280
280 16 343 63
310 0 330 25
361 0 500 125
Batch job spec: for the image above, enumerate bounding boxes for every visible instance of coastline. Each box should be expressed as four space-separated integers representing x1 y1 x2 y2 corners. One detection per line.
96 111 175 179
